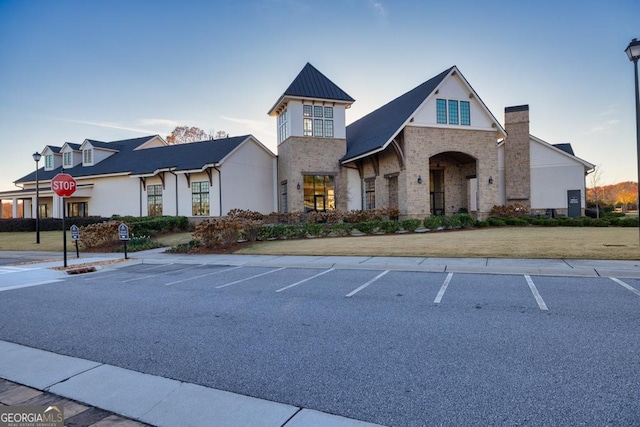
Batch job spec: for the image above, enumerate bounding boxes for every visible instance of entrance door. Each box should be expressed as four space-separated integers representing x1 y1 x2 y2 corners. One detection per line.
314 194 326 212
567 190 581 218
430 170 445 215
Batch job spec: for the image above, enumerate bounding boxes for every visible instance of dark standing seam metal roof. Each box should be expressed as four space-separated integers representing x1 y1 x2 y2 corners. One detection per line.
14 135 253 184
344 67 454 162
553 143 575 156
283 63 355 102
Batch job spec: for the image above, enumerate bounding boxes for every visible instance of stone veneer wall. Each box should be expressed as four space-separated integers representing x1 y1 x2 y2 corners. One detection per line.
278 136 348 212
402 126 500 219
504 107 531 209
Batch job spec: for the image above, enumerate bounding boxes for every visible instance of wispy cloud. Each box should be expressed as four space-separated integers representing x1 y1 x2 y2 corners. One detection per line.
49 117 185 135
221 115 272 134
368 0 387 21
590 119 620 134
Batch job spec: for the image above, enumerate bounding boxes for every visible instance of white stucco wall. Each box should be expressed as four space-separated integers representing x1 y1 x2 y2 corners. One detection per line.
412 75 494 131
84 175 142 217
530 141 587 210
221 138 276 214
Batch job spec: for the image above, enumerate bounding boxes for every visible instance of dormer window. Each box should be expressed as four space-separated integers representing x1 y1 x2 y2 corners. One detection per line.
303 104 334 138
83 148 93 165
63 152 73 168
45 154 53 169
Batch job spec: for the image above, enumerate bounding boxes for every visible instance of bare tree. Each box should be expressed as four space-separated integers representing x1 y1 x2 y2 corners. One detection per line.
214 130 228 139
587 165 604 218
166 126 209 144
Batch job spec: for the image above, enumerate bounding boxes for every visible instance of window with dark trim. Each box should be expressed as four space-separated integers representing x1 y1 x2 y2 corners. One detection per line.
436 99 447 124
281 181 288 213
448 100 459 125
303 175 335 212
302 105 334 138
67 202 88 218
364 179 375 210
436 98 471 126
460 101 470 125
147 184 163 216
192 181 210 216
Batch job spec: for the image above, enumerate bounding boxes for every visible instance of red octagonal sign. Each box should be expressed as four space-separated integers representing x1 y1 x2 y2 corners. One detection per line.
51 173 77 197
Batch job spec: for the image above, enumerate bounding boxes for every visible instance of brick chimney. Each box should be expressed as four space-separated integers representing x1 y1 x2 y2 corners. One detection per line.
504 105 531 208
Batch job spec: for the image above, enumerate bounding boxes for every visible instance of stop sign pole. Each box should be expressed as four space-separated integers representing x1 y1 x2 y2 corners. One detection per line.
51 173 77 267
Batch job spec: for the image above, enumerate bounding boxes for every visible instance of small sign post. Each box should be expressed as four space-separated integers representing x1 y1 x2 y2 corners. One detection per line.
51 173 77 268
70 224 80 258
119 223 130 259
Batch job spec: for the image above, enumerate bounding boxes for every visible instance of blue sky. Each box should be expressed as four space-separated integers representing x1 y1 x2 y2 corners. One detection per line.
0 0 638 191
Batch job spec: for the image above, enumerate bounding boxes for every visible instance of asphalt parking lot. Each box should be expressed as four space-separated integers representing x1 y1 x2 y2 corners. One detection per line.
1 261 640 426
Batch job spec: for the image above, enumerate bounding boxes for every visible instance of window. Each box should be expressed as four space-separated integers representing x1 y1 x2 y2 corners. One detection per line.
436 99 447 124
303 118 313 136
281 181 288 213
314 119 323 137
448 100 459 125
436 99 470 126
67 202 88 217
303 175 335 212
364 179 375 210
278 108 289 143
192 181 210 216
63 152 73 168
460 101 470 125
83 148 93 165
38 204 48 219
303 105 313 117
147 184 163 216
324 120 334 138
302 105 334 138
45 155 53 169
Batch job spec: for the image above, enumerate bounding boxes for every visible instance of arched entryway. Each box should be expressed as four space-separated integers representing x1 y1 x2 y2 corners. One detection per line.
429 151 478 216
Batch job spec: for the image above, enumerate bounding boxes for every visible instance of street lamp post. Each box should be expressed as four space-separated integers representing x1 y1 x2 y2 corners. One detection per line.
32 151 41 244
625 38 640 244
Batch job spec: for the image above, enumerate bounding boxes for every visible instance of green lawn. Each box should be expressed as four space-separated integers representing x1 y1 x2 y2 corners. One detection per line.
3 227 639 260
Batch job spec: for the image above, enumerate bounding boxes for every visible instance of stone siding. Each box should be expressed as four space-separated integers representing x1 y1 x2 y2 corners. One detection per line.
504 108 531 209
278 137 347 212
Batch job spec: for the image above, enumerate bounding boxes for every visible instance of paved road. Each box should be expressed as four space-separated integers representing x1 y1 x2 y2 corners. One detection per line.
1 257 639 426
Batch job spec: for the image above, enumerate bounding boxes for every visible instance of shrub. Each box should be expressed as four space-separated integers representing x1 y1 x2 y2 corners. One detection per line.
400 219 421 232
504 218 529 226
79 221 122 249
475 220 489 228
490 203 528 218
618 217 639 227
423 216 444 230
193 218 243 248
453 213 476 228
487 217 506 227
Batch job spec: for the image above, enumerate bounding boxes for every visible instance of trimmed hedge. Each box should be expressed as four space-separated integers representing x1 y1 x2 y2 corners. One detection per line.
0 216 107 232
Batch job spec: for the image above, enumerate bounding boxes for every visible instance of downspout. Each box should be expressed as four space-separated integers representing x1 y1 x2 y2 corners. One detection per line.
139 178 143 216
169 170 178 215
214 166 222 217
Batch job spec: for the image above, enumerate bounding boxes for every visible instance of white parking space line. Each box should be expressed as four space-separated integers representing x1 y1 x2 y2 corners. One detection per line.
610 277 640 297
275 268 335 293
139 263 174 271
433 273 453 304
216 267 286 289
525 275 548 311
345 270 390 298
164 266 243 286
121 264 205 283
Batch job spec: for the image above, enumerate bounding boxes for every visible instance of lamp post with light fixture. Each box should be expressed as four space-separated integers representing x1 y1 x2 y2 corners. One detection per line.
32 151 41 244
625 38 640 244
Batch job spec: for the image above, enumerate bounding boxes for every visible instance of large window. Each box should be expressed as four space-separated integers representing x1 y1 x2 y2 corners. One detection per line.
278 108 289 143
436 98 471 126
281 181 288 213
303 175 335 212
364 179 375 210
302 104 334 138
147 184 163 216
67 202 88 217
192 181 210 216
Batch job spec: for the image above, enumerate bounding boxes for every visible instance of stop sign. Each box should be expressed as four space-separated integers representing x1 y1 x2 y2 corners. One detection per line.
51 173 77 197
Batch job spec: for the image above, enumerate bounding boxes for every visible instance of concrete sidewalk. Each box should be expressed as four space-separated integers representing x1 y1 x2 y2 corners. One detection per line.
0 340 383 427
